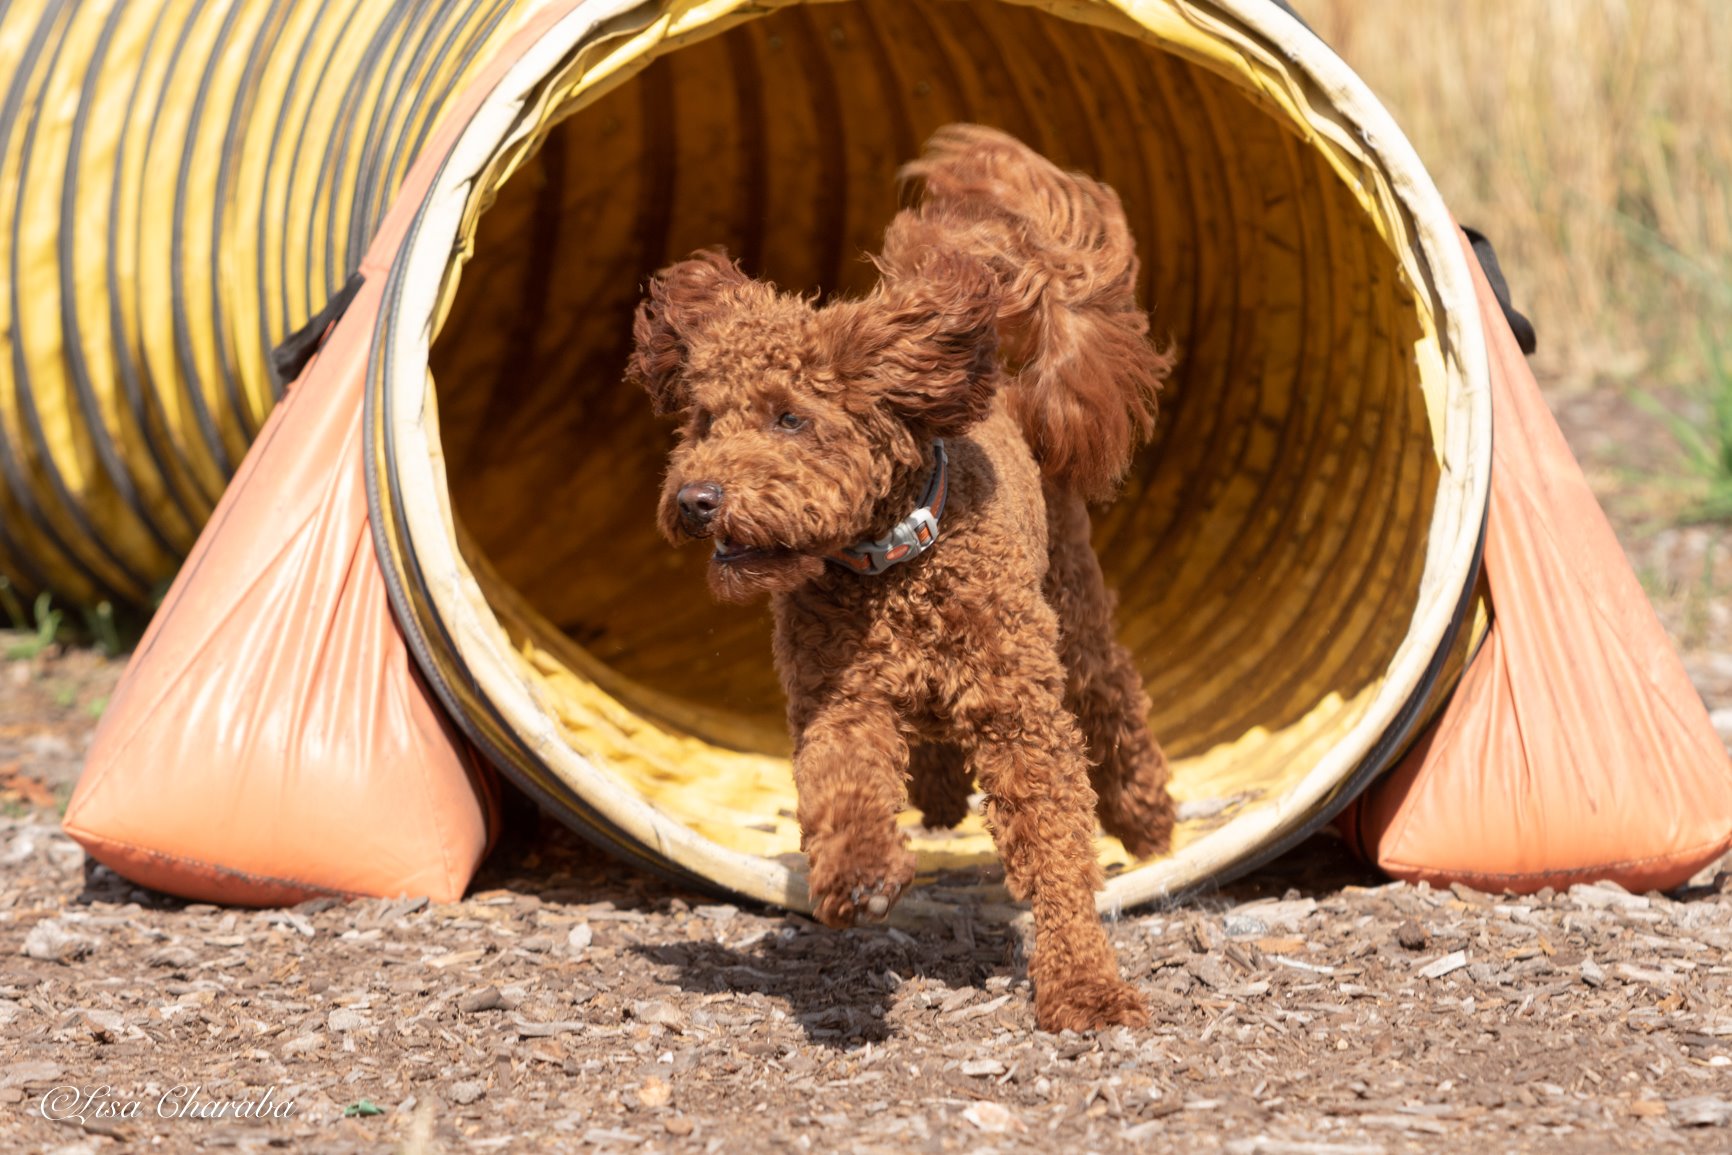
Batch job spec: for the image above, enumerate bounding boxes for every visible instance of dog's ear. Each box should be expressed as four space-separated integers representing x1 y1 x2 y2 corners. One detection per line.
848 250 1001 437
628 249 749 416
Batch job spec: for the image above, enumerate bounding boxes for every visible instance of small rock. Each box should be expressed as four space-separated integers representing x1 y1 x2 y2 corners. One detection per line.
962 1102 1023 1133
961 1059 1007 1077
1617 963 1680 986
327 1008 368 1033
1416 951 1468 979
145 944 199 969
22 920 96 963
630 1001 686 1031
1189 919 1220 953
583 1129 641 1146
1186 956 1235 989
1395 920 1428 951
1223 915 1268 938
0 831 37 867
449 1080 486 1106
0 1060 65 1089
567 924 593 958
664 1116 695 1137
458 986 504 1014
1581 958 1605 987
1568 883 1651 912
638 1076 672 1109
1671 1096 1732 1127
1226 1139 1388 1155
1238 899 1318 932
937 987 977 1014
281 1034 324 1056
81 1009 127 1041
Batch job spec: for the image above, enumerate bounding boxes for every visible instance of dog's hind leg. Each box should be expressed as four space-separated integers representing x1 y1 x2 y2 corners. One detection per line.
907 743 973 830
957 599 1148 1033
1043 486 1175 860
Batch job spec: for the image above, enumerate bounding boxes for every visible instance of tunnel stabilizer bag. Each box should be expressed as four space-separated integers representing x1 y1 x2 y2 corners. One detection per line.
60 317 502 903
60 270 501 904
1337 249 1732 895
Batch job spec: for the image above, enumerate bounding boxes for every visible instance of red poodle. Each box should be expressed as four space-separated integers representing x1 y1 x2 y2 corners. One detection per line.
629 125 1174 1031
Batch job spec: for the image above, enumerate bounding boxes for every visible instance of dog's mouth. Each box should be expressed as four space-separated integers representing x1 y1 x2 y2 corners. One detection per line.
712 538 797 565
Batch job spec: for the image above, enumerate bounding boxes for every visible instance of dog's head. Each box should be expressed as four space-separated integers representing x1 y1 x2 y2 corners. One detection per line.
628 247 1000 602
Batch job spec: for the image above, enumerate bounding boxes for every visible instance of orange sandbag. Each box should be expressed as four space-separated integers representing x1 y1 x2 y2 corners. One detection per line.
1340 233 1732 894
60 271 499 904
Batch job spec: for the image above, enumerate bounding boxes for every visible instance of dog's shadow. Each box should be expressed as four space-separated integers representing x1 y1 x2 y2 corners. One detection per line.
631 917 1020 1047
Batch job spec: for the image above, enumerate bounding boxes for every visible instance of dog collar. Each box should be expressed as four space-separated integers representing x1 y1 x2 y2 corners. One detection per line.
826 440 949 576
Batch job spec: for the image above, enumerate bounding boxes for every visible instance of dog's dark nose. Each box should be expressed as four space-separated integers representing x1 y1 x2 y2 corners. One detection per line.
677 482 723 527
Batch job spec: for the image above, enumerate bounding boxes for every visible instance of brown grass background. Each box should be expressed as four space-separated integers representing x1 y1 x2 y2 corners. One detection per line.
1293 0 1732 389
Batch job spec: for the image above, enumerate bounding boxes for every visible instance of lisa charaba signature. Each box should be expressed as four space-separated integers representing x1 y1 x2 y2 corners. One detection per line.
39 1084 297 1123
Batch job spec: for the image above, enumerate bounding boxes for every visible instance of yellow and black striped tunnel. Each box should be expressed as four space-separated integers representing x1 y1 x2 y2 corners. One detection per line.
3 0 1490 915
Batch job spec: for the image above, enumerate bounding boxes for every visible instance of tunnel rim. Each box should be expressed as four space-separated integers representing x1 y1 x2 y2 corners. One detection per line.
368 0 1493 920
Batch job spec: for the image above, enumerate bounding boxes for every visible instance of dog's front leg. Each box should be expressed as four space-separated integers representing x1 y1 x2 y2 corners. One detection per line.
792 696 917 928
963 653 1149 1033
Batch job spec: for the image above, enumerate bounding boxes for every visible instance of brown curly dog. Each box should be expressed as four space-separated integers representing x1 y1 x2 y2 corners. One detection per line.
628 125 1175 1032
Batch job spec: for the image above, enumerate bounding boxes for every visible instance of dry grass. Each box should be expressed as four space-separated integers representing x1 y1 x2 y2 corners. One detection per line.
1292 0 1732 390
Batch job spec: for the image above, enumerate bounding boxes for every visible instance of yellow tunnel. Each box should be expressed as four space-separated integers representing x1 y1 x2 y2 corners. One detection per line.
4 0 1489 914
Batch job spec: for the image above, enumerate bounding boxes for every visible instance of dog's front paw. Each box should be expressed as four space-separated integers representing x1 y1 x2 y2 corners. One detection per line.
1034 976 1149 1033
805 835 917 929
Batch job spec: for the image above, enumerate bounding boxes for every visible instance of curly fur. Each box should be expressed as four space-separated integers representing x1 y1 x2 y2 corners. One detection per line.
884 123 1174 501
627 125 1175 1033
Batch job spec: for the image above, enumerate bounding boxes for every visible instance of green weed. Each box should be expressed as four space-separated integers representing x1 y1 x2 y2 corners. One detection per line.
4 593 65 660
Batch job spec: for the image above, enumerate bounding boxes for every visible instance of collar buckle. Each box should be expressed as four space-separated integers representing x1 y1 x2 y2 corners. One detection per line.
827 440 948 577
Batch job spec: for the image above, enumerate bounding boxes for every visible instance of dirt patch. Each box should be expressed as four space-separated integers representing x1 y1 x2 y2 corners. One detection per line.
5 376 1732 1152
0 644 121 819
6 797 1732 1152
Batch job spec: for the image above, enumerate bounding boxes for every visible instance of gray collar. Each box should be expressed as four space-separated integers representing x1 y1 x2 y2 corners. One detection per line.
825 441 949 576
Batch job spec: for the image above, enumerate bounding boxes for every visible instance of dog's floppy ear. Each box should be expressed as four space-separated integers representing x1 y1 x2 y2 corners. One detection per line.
851 249 1001 437
628 248 749 416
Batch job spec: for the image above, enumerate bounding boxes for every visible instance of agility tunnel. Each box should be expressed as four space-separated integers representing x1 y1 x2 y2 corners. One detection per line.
28 0 1729 911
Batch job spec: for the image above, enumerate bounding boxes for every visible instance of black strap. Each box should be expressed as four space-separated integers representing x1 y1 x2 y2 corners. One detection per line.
1461 227 1537 355
269 271 365 388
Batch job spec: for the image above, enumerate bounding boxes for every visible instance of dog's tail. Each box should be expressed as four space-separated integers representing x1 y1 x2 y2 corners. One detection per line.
880 124 1172 501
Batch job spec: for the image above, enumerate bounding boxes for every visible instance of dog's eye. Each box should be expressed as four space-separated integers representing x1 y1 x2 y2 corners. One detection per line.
775 412 808 433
